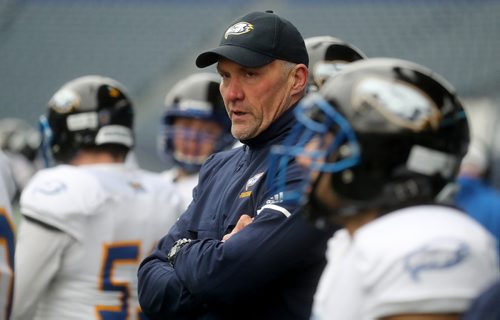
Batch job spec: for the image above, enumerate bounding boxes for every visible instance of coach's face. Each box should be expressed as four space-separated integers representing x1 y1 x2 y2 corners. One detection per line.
217 58 306 140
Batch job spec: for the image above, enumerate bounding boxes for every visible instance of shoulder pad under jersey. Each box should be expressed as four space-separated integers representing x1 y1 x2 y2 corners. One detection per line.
20 165 108 240
0 150 16 201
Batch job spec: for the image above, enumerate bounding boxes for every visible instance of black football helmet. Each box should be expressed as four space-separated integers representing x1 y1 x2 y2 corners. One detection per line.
0 118 42 190
158 72 234 173
0 118 41 162
40 75 134 165
305 35 366 92
268 58 469 224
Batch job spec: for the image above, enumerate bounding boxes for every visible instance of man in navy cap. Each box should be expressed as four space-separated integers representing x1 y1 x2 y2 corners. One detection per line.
138 10 333 320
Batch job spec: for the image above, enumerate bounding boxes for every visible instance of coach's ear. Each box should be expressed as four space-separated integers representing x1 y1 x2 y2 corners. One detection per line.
290 64 308 97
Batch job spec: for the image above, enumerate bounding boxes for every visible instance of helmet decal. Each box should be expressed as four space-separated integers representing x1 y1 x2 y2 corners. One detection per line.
407 145 458 179
108 86 121 98
95 125 133 147
352 77 441 131
49 89 80 113
312 61 349 88
66 112 98 131
178 99 212 113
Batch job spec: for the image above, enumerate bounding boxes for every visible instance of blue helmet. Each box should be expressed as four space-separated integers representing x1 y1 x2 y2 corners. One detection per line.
268 58 469 226
158 72 234 173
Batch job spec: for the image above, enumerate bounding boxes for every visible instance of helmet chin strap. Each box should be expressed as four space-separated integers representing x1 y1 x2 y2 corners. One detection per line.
303 168 441 229
300 172 344 230
435 181 460 205
299 196 337 231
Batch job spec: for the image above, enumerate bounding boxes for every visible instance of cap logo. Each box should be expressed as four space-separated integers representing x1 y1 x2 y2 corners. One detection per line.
224 22 254 39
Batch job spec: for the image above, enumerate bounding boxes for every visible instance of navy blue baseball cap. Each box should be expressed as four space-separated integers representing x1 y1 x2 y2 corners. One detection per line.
196 11 309 68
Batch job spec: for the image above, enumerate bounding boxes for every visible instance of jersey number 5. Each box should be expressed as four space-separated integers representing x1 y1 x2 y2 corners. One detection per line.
96 241 148 320
0 208 14 320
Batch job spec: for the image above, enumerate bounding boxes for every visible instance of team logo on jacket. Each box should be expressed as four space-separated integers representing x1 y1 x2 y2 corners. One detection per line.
224 22 254 39
240 172 264 198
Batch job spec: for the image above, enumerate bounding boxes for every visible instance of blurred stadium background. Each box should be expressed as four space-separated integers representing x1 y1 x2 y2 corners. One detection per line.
1 0 499 183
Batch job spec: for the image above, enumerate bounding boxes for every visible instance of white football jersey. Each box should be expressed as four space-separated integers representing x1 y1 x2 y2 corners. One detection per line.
161 167 199 211
0 151 15 320
312 205 500 320
0 151 16 203
14 163 183 320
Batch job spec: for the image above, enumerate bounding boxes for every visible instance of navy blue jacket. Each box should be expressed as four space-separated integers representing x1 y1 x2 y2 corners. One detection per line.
138 106 332 320
462 280 500 320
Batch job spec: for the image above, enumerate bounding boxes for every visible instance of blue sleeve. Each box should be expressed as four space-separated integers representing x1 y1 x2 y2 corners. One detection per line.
173 204 331 304
462 281 500 320
137 156 218 318
137 215 204 319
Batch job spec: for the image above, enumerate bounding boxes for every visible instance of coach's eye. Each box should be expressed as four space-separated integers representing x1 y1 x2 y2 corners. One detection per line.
244 71 257 78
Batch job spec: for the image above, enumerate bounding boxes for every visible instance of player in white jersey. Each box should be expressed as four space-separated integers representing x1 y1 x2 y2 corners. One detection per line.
158 72 234 209
12 75 183 320
0 150 16 320
314 206 499 320
267 58 500 319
